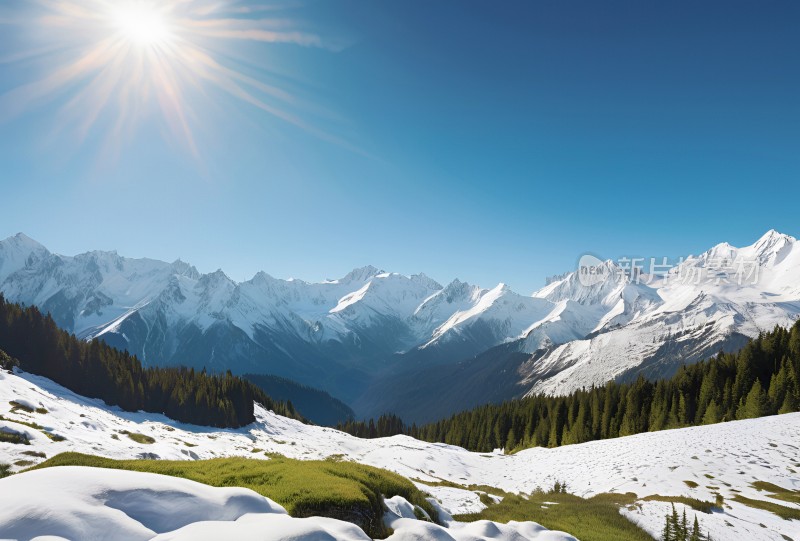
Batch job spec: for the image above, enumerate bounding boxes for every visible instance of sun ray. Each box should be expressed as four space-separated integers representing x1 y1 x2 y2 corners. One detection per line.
0 0 344 161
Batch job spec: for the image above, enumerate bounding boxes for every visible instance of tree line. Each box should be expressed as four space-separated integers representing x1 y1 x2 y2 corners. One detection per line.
0 295 301 428
339 321 800 452
337 413 405 439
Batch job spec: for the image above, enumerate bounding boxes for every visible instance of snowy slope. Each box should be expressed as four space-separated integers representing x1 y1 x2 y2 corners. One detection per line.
0 371 576 541
1 370 798 540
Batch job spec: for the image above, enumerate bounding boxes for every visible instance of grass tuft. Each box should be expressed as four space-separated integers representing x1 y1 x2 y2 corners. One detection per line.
8 400 34 413
120 431 156 444
0 430 30 445
751 481 800 505
733 494 800 521
454 491 651 541
641 494 718 513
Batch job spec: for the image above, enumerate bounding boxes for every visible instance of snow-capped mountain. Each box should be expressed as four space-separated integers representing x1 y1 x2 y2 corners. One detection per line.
520 229 800 397
0 233 573 404
1 230 799 420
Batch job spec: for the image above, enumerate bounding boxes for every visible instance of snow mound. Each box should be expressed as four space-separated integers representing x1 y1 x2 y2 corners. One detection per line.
0 467 575 541
383 498 577 541
151 514 371 541
0 466 284 541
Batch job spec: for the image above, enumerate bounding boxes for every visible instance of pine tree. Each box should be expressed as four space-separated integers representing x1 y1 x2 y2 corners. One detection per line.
662 511 673 541
779 392 797 414
680 508 688 541
670 504 680 541
737 380 769 420
689 515 701 541
702 400 721 425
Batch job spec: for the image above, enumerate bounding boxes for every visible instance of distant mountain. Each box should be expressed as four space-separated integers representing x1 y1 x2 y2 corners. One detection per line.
0 233 581 405
520 229 800 397
243 374 354 426
1 230 798 422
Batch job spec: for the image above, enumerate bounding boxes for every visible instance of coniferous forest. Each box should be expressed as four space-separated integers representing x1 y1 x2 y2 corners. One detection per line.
337 413 406 439
340 321 800 453
0 295 300 428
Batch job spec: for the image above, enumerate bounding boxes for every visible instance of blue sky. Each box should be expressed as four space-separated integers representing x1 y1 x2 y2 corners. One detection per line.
0 0 798 292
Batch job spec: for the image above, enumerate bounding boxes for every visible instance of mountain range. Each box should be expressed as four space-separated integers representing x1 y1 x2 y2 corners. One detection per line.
1 230 798 422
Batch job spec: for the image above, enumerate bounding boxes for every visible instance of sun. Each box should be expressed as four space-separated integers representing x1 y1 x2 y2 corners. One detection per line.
1 0 339 161
112 3 173 48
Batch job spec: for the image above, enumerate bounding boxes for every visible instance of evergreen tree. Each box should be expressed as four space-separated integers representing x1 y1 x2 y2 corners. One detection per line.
689 516 701 541
670 504 680 540
680 508 688 540
662 512 674 541
737 380 769 420
701 400 721 425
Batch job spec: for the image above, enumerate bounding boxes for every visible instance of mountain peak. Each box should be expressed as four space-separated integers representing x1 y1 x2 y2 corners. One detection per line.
170 259 200 279
340 265 383 283
747 229 796 265
199 268 233 286
409 272 443 290
251 270 276 283
3 232 47 251
754 229 795 247
0 233 51 281
441 278 479 303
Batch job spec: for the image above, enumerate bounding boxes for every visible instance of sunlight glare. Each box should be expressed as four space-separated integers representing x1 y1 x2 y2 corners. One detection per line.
0 0 340 162
112 3 172 48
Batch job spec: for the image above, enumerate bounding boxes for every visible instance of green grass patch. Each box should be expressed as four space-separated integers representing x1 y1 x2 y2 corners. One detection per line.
454 491 650 541
120 431 156 444
684 480 699 489
733 494 800 521
641 494 718 513
752 481 800 505
0 414 43 430
0 464 10 478
477 492 495 506
413 477 465 489
0 430 30 445
8 400 34 413
31 452 438 538
413 477 514 498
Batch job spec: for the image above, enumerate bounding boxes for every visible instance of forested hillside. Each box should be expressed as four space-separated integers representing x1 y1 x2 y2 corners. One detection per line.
341 321 800 452
244 374 354 426
0 295 301 428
